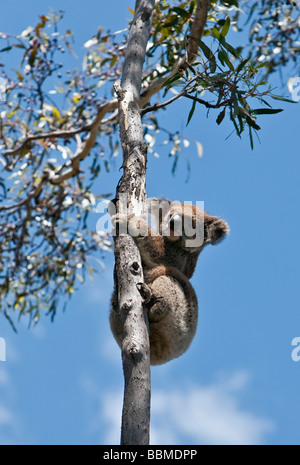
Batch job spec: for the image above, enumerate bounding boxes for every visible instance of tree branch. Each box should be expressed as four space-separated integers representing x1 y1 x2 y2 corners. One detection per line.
2 125 91 158
186 0 211 65
183 92 230 109
141 76 199 116
140 0 210 105
2 99 118 158
114 0 155 446
2 0 210 190
49 101 116 184
141 90 185 115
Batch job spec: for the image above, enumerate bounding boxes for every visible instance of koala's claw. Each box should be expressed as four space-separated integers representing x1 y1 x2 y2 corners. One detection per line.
110 213 128 227
137 282 163 310
137 282 152 301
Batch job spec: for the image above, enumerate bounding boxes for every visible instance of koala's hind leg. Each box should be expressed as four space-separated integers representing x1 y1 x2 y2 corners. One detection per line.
137 282 165 321
145 272 198 365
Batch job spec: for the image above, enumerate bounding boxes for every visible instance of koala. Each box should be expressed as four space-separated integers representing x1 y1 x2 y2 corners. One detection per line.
110 198 229 365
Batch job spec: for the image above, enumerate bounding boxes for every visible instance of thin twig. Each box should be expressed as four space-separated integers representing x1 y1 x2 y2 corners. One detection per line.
1 0 211 189
47 100 117 184
141 76 199 115
184 92 231 109
140 0 210 104
2 100 118 158
141 91 185 115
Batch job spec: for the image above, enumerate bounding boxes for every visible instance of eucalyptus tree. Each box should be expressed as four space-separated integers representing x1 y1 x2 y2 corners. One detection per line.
0 0 298 444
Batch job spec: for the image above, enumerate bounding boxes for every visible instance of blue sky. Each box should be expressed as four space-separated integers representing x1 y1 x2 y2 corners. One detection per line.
0 0 300 445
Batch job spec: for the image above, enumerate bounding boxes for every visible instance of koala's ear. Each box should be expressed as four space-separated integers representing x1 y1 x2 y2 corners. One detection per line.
204 215 229 245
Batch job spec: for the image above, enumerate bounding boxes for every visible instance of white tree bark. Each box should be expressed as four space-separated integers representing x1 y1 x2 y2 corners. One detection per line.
114 0 155 446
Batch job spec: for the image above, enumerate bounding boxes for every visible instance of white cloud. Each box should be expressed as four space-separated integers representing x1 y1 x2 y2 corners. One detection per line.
80 374 122 445
0 404 14 426
82 370 275 445
0 367 19 444
101 390 123 445
151 371 274 445
0 367 9 386
0 366 28 445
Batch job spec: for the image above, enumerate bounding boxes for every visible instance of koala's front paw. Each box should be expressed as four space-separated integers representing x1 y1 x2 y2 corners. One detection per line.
111 213 128 226
111 213 149 237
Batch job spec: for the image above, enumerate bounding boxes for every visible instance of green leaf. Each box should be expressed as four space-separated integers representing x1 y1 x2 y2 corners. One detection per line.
211 28 240 58
271 94 297 104
173 7 190 19
251 108 283 115
34 310 40 324
0 46 12 53
245 1 258 25
218 50 226 67
237 106 261 130
163 73 182 88
171 153 178 175
259 98 272 108
4 310 17 333
256 62 270 69
13 69 24 82
219 49 234 71
163 17 179 28
51 105 60 119
28 48 38 66
109 55 117 68
221 16 231 38
209 71 230 81
197 39 213 60
189 0 196 14
249 126 254 150
236 58 250 74
221 41 239 59
76 273 85 283
216 108 226 125
230 109 241 137
197 40 216 73
12 43 26 50
237 106 251 118
166 79 184 88
232 93 239 117
186 99 196 126
209 55 217 73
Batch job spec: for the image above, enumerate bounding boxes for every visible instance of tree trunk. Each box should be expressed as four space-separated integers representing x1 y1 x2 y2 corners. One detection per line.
113 0 155 446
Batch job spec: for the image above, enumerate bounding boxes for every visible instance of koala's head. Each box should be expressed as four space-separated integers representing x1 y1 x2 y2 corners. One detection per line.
157 201 229 252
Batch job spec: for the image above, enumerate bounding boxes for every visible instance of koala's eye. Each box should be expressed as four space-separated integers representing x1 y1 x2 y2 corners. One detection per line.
169 214 182 232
